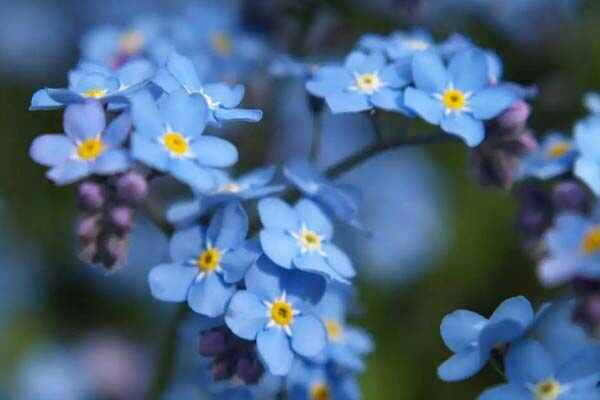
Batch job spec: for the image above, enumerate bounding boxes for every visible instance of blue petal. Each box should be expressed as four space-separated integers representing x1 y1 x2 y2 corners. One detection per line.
169 225 203 262
479 320 526 358
293 252 338 281
30 89 63 111
104 112 132 146
187 273 235 317
93 149 130 174
448 48 489 93
131 135 169 171
291 315 327 358
131 90 164 139
469 87 517 120
441 113 485 147
370 87 404 112
47 159 92 185
537 256 579 287
412 50 449 93
166 199 203 226
258 198 300 231
225 290 269 340
306 79 348 98
478 384 531 400
63 101 107 141
207 202 248 250
166 52 202 92
322 244 355 279
238 166 277 188
117 59 155 87
440 310 487 353
214 108 263 123
380 63 411 88
159 90 207 138
46 89 86 105
344 51 385 73
167 159 216 193
221 241 260 284
437 349 485 382
556 346 600 384
244 256 285 301
575 117 600 160
489 296 534 329
325 92 371 114
295 199 333 239
282 268 327 306
404 87 444 124
203 83 244 108
575 157 600 196
148 263 197 302
260 229 299 269
345 327 374 355
505 339 555 385
257 328 294 376
191 136 238 168
29 135 75 167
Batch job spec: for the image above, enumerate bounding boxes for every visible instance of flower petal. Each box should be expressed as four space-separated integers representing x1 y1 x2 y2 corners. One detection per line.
322 244 355 279
291 315 327 358
437 349 484 382
440 310 486 353
167 159 216 193
63 100 107 140
404 87 444 124
148 263 197 302
187 273 235 317
207 201 248 250
169 225 203 262
258 198 300 231
47 159 92 185
257 328 293 376
448 48 488 93
225 290 268 340
469 87 517 120
260 229 299 269
441 113 485 147
505 339 555 385
191 136 238 168
29 134 75 167
93 148 130 174
325 92 371 114
295 198 333 239
412 50 449 93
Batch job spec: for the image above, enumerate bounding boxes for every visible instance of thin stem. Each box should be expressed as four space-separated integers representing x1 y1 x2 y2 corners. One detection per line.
309 110 323 163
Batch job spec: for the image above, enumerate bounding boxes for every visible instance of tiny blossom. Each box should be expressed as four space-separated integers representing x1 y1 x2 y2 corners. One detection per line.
518 133 577 180
287 359 361 400
574 116 600 196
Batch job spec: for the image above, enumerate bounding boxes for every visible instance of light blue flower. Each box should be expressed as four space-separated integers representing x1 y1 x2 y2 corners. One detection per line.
166 166 285 227
130 89 238 192
438 296 534 382
306 51 412 114
225 256 327 376
30 60 154 111
478 339 600 400
538 209 600 286
574 116 600 196
518 133 577 180
287 359 361 400
258 197 356 283
284 159 364 230
155 52 263 124
149 202 259 317
29 101 131 185
404 48 517 146
584 92 600 114
359 29 436 61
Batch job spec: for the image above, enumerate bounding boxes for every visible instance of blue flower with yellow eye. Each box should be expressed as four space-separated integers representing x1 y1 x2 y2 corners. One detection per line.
30 60 154 111
154 52 263 125
130 89 238 192
225 256 327 376
404 48 517 147
29 101 131 185
574 116 600 196
258 197 356 283
287 359 361 400
438 296 534 382
306 51 412 114
149 202 259 317
518 133 577 180
478 339 600 400
167 166 285 227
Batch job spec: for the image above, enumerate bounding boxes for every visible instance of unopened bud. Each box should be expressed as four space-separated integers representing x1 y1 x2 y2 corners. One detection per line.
552 181 590 213
116 172 148 204
497 100 531 132
236 353 264 384
77 182 105 211
199 329 229 357
109 206 133 235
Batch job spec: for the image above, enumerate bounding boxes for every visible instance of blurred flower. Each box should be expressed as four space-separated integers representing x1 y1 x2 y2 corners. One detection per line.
518 132 576 180
358 29 435 61
574 116 600 196
287 359 361 400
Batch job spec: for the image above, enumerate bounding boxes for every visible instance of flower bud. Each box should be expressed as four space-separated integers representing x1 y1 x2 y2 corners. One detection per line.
77 182 105 211
552 181 590 214
199 329 229 357
98 235 128 268
77 214 100 243
236 352 264 384
496 100 531 133
109 206 133 235
212 356 235 381
116 172 149 204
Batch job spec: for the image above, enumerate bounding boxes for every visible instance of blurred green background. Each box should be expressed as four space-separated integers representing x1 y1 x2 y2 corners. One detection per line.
1 0 599 398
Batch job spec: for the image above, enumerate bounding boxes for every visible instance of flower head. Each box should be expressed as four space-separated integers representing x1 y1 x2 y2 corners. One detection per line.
574 116 600 195
518 133 577 180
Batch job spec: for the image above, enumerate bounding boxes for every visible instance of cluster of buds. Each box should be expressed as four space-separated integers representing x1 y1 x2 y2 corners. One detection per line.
199 327 264 384
76 171 149 269
572 279 600 339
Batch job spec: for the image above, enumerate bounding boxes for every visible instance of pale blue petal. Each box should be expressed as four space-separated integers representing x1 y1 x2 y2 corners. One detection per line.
469 87 517 120
117 59 155 87
282 269 326 306
166 199 202 226
93 149 130 174
221 241 260 284
30 89 62 111
167 52 202 92
505 339 555 385
448 48 488 93
404 87 444 124
47 159 92 185
148 263 197 302
257 328 293 376
207 202 248 250
63 101 107 140
440 310 487 353
293 252 337 280
29 134 75 167
169 225 203 262
295 198 333 239
258 198 300 231
260 229 299 269
325 92 371 114
322 244 355 279
167 159 216 193
159 90 207 138
478 384 531 400
203 83 244 108
191 136 238 168
306 80 347 98
412 50 449 93
244 257 284 301
437 349 485 382
537 256 579 287
104 112 132 146
46 89 86 104
187 273 235 317
370 87 404 112
131 135 169 171
225 290 268 340
557 347 600 384
214 108 263 122
131 91 164 139
441 113 485 147
489 296 534 328
291 315 327 358
575 158 600 196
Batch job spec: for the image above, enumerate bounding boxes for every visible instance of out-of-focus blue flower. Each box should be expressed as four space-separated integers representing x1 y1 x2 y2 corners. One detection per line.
155 52 263 124
287 359 361 400
29 101 131 185
574 116 600 196
359 29 435 61
130 90 238 192
167 166 284 227
269 55 316 79
584 93 600 114
284 159 364 230
225 257 327 376
518 133 576 180
538 209 600 286
438 296 534 382
149 202 258 317
478 339 600 400
306 51 412 114
258 197 356 283
404 48 517 146
30 60 154 111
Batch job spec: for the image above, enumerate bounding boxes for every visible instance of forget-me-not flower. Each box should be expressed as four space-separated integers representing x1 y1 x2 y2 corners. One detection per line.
518 133 576 180
287 359 361 400
404 48 517 146
438 296 534 382
149 202 259 317
225 256 327 376
29 101 131 185
258 197 356 283
130 89 238 192
573 116 600 196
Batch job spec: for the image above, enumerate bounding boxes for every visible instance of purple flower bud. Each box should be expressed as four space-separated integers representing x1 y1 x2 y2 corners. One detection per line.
77 214 100 243
515 183 552 236
573 294 600 337
552 181 590 213
79 242 98 264
77 182 105 211
109 206 133 235
116 172 148 204
236 353 264 384
199 329 229 357
212 356 235 381
98 235 128 268
496 100 531 132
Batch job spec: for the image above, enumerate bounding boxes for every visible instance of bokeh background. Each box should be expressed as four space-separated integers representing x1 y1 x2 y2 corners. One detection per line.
0 0 597 398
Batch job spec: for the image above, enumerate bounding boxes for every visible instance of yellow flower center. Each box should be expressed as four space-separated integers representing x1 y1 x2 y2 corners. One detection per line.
297 227 323 252
355 73 382 94
310 383 330 400
441 88 467 111
119 31 145 55
212 32 232 56
162 131 190 157
547 142 570 159
82 88 108 99
325 319 343 342
534 379 561 400
270 300 294 327
76 137 105 161
582 227 600 254
197 248 221 273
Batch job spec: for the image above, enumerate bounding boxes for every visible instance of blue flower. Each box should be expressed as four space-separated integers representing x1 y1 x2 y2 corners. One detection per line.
404 48 517 146
438 296 534 382
258 197 356 283
166 166 285 227
584 92 600 114
287 359 361 400
359 29 436 61
518 133 577 180
574 116 600 195
30 60 154 111
225 256 327 376
283 159 364 230
306 51 412 114
130 89 238 192
29 101 131 185
149 202 259 317
155 52 263 124
538 210 600 286
478 339 600 400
